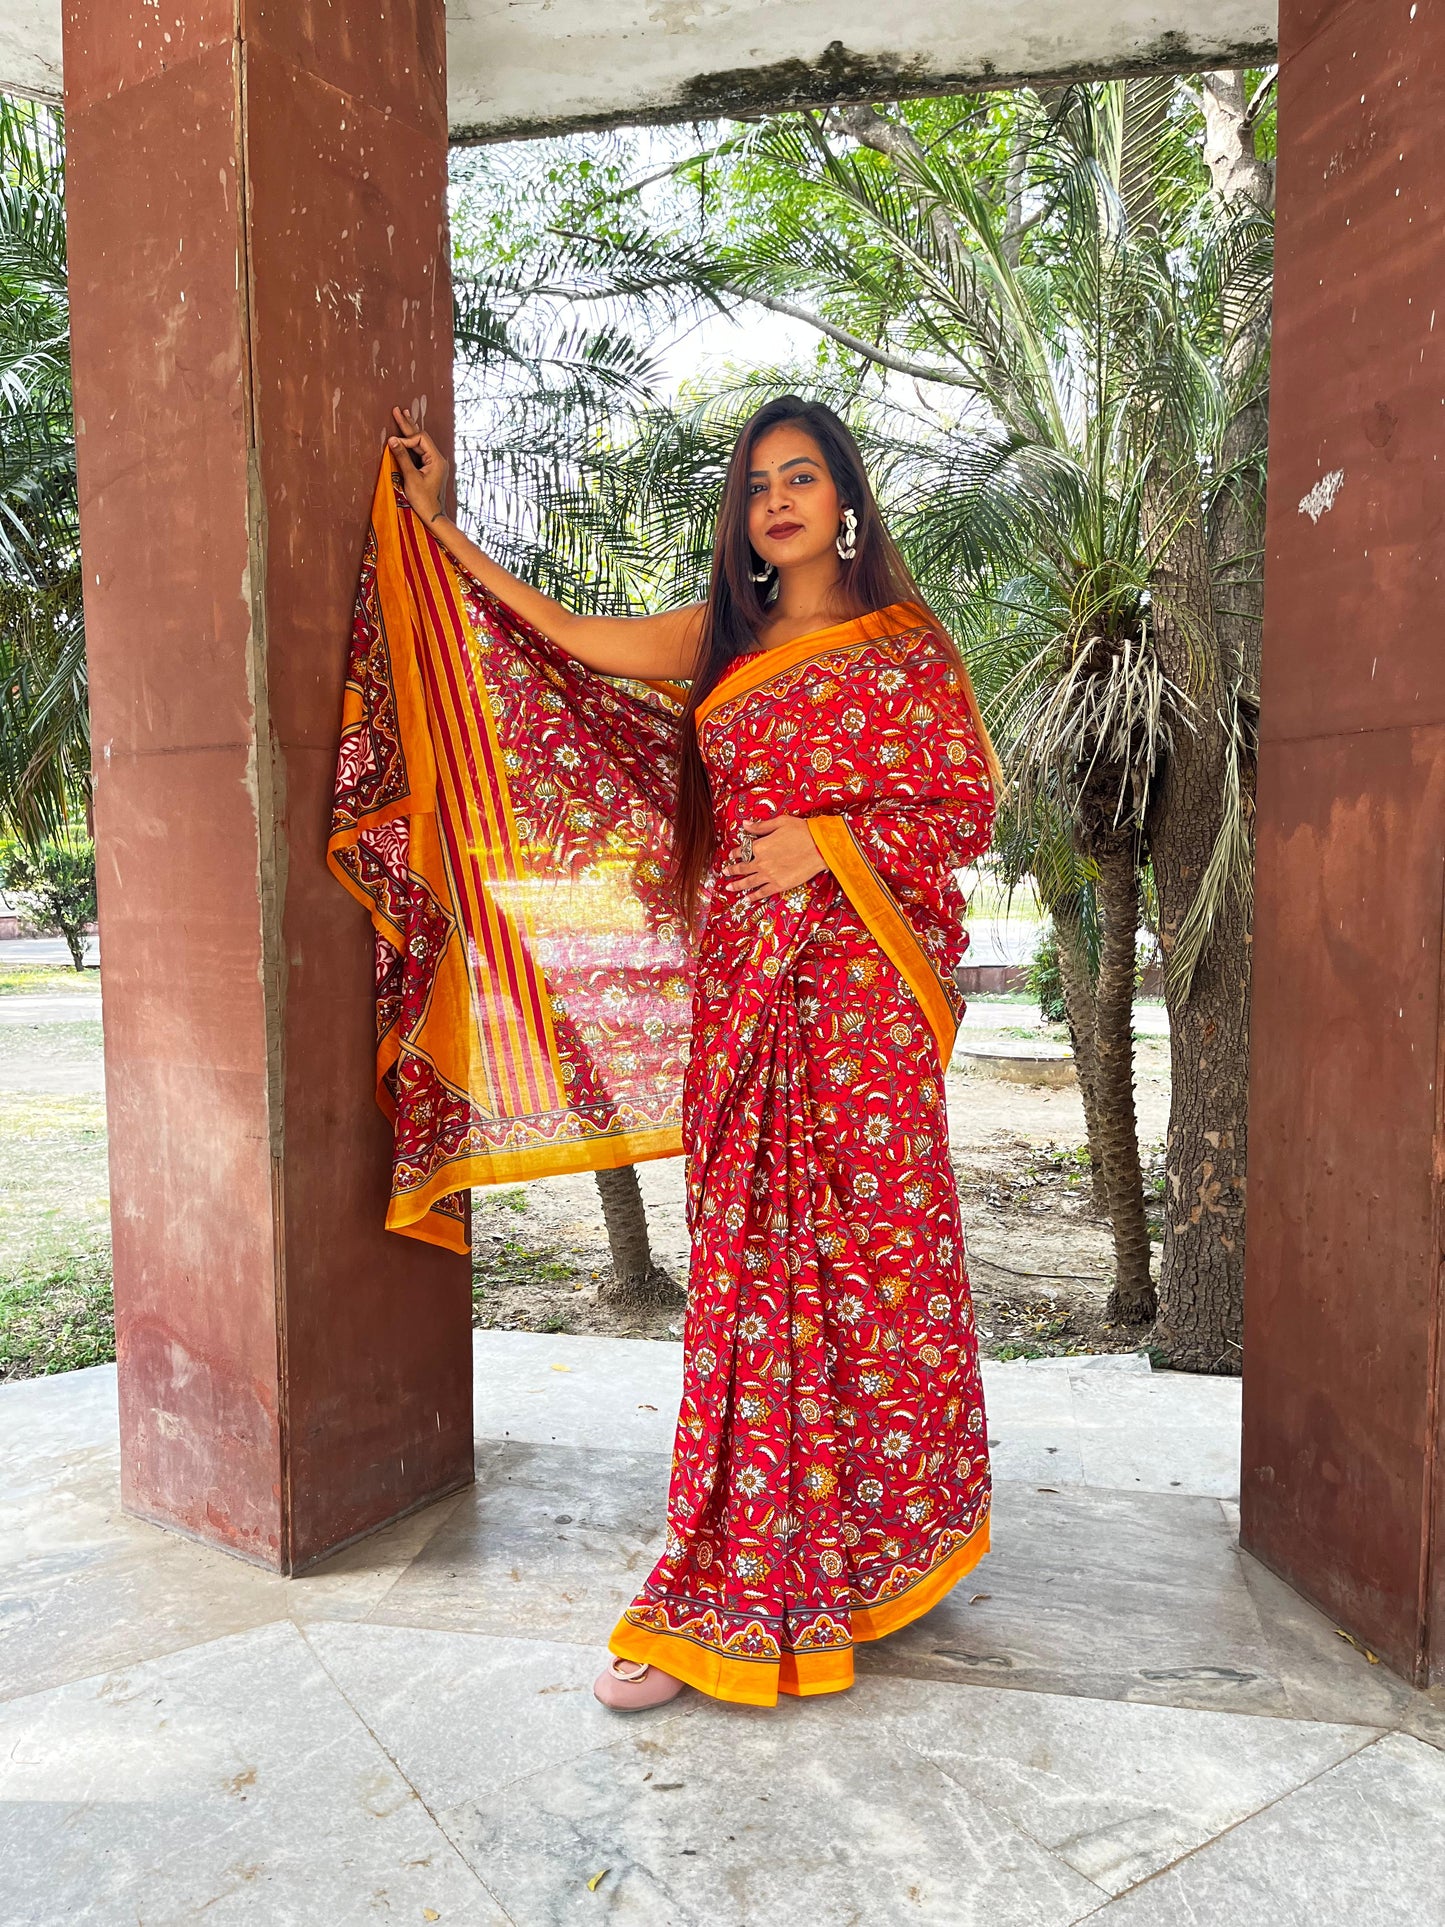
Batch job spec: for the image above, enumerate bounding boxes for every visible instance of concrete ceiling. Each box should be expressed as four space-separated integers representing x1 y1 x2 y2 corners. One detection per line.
3 1 1277 138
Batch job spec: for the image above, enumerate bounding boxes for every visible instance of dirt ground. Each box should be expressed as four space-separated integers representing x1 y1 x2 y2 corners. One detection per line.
472 1001 1173 1362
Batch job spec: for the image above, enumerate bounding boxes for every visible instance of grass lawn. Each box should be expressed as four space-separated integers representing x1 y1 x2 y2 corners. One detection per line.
0 963 100 995
0 1088 113 1380
0 1244 114 1380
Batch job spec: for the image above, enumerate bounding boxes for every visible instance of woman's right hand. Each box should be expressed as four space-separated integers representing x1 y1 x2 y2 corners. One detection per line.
384 402 705 681
388 405 450 524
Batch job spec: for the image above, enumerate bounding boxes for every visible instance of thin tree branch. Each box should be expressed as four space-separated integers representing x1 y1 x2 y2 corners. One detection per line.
1243 68 1278 132
718 286 976 388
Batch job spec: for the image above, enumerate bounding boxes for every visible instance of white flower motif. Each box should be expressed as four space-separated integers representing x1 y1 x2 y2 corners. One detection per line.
880 1428 912 1460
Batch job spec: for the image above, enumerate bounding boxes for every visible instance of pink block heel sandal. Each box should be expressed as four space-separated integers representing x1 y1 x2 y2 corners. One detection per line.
593 1656 687 1710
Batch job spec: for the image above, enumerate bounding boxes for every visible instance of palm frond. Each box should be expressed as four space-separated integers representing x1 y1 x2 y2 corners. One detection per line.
1164 678 1258 1000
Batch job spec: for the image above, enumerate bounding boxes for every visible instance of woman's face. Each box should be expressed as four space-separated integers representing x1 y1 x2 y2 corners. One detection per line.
745 424 847 574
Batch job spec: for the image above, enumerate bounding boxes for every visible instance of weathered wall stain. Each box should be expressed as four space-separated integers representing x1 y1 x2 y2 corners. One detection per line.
449 30 1280 145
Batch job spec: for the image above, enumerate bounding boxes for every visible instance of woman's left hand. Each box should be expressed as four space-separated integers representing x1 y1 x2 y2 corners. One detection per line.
723 815 828 901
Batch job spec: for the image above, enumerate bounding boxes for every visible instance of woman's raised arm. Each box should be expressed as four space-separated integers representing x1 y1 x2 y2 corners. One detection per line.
387 409 705 681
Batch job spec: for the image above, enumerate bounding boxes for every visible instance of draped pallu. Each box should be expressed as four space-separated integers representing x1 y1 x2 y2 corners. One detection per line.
328 462 693 1251
331 460 999 1703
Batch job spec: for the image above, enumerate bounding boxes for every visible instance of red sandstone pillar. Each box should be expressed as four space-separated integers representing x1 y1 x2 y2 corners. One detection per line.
1242 0 1445 1684
62 0 472 1571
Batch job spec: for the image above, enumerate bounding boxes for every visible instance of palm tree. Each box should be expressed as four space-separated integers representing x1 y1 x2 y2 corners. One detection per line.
0 95 85 844
515 77 1272 1354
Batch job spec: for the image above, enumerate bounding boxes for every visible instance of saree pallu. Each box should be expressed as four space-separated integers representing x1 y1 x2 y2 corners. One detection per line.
328 460 693 1250
607 604 999 1703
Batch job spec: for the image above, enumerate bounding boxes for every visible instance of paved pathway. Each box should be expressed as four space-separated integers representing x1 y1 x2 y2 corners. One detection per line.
1 1336 1440 1924
0 936 98 968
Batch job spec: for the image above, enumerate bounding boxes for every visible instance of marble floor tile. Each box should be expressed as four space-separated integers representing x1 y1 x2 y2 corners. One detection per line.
0 1359 117 1458
0 1620 506 1925
439 1677 1107 1927
305 1622 691 1806
978 1357 1087 1486
860 1481 1292 1715
0 1530 285 1705
372 1438 668 1644
283 1489 471 1622
884 1678 1374 1894
1 1473 467 1703
1232 1544 1445 1748
474 1328 681 1452
0 1365 131 1577
1086 1731 1445 1925
1068 1368 1241 1500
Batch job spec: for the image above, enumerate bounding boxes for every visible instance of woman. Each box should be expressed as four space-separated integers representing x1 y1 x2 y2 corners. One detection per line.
386 395 1000 1710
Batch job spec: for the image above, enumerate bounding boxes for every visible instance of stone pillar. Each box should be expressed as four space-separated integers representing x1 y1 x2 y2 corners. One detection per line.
62 0 473 1571
1241 0 1445 1684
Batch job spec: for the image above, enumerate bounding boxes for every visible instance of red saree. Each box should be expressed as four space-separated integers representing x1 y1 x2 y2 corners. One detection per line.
331 459 999 1704
608 606 999 1702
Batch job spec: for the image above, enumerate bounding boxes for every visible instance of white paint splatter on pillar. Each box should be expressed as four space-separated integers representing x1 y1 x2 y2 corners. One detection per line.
1298 470 1346 523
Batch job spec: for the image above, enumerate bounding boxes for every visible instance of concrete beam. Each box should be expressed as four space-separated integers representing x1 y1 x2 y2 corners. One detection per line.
445 1 1278 143
10 3 1278 130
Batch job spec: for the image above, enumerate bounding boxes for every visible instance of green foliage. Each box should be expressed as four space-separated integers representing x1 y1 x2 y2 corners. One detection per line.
448 79 1272 982
0 94 86 842
1 834 96 968
1026 928 1069 1025
0 1240 114 1380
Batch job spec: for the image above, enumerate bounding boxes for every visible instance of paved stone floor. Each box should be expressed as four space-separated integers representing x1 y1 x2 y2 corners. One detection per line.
1 1337 1442 1925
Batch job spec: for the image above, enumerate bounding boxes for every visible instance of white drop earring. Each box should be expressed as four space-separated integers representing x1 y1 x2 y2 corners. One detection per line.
836 507 858 561
748 554 775 583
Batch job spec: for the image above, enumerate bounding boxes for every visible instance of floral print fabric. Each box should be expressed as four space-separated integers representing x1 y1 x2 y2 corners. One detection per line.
610 608 998 1702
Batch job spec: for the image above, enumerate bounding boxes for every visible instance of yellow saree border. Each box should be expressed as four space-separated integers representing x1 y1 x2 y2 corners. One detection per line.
606 1508 990 1705
385 1124 684 1242
806 813 958 1072
694 601 933 732
693 599 1003 801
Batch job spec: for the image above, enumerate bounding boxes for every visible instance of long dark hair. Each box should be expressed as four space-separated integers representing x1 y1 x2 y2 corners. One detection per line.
670 395 982 928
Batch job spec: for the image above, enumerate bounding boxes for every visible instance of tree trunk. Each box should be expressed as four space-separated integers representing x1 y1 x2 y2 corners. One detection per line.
593 1164 685 1310
1201 68 1273 703
1140 74 1269 1374
1151 808 1252 1372
1052 895 1110 1214
1145 471 1251 1372
1093 840 1155 1322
